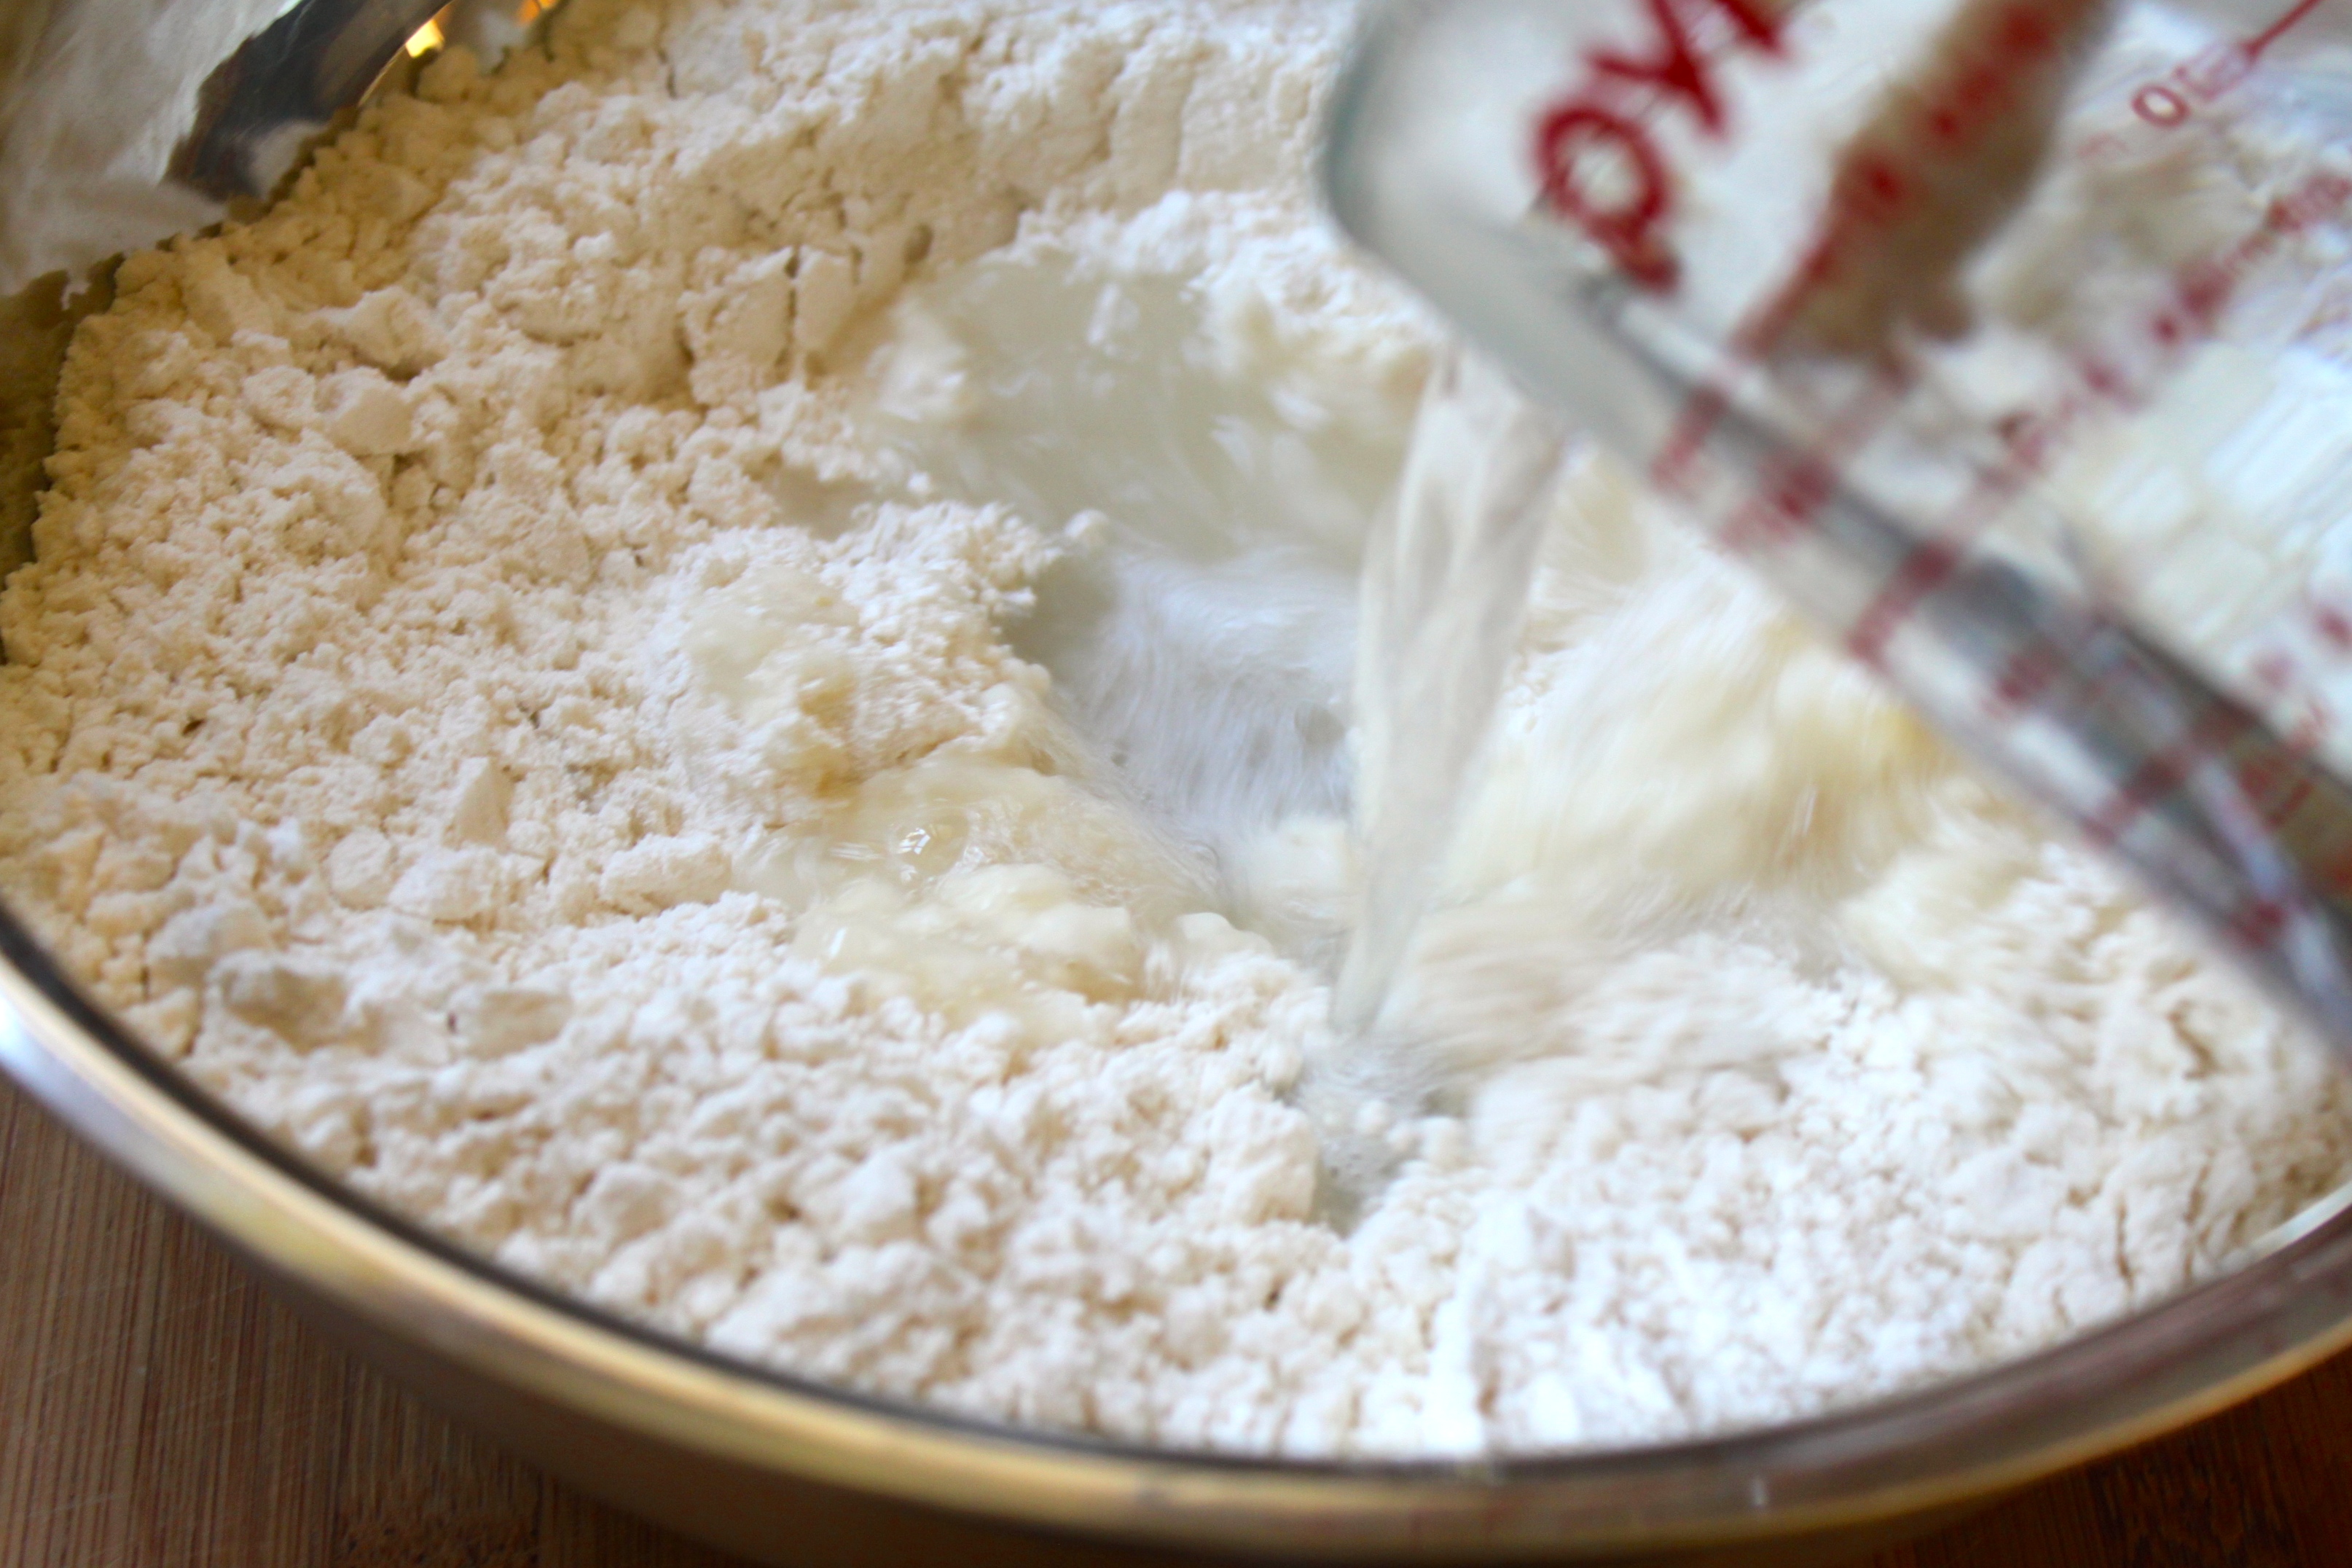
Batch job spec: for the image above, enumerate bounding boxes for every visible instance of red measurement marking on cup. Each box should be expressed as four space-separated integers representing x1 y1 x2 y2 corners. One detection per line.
2192 644 2343 836
2227 893 2289 947
1844 482 2015 664
2072 0 2328 151
1702 109 2347 667
2084 696 2259 849
1643 0 2336 482
1709 365 1916 556
1986 637 2066 716
1529 0 1786 291
2235 743 2318 831
1854 165 2352 694
2184 171 2352 687
2250 0 2329 59
1538 0 2352 962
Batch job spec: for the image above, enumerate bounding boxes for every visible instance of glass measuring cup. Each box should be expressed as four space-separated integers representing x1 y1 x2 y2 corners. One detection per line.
1324 0 2352 1044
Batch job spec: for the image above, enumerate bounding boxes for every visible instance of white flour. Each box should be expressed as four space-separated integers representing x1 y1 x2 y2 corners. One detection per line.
4 0 2351 1458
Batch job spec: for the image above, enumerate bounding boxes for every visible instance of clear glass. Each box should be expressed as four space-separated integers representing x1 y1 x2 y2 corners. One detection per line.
1325 0 2352 1046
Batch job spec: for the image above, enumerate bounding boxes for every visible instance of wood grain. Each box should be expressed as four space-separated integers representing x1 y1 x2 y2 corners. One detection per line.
7 1070 2352 1568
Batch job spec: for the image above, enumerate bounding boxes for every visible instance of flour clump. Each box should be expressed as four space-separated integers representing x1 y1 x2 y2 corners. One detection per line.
1 0 2348 1459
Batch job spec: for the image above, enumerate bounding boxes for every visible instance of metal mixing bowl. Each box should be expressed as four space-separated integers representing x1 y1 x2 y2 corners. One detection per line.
8 2 2352 1562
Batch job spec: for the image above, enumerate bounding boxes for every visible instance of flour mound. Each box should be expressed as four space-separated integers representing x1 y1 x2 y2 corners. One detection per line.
1 0 2348 1459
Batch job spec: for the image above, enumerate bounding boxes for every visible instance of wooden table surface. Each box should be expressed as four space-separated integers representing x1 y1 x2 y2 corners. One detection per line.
7 1074 2352 1568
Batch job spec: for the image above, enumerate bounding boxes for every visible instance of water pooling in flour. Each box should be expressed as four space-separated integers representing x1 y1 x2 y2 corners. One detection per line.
866 259 1565 989
863 255 1571 1212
